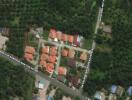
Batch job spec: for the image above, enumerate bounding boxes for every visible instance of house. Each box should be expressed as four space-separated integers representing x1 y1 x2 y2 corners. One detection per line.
24 46 35 61
68 49 75 58
40 60 47 67
110 85 117 94
0 33 8 50
74 35 83 46
110 85 124 97
94 91 106 100
24 46 35 54
49 46 57 56
80 52 88 61
108 93 117 100
116 86 124 97
62 96 72 100
56 31 62 41
49 29 57 39
58 67 67 75
48 56 56 64
62 34 67 42
42 46 49 54
24 53 33 61
62 49 68 57
38 80 45 89
127 86 132 96
46 63 54 73
68 35 74 43
40 54 49 61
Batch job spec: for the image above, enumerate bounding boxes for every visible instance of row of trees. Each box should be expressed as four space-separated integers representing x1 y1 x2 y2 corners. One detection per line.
0 57 35 100
0 0 99 38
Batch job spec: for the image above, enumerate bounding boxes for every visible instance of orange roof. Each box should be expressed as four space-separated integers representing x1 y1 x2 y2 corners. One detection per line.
68 49 75 58
50 46 57 56
80 52 88 61
42 46 49 54
61 34 67 42
68 35 74 43
24 46 35 54
48 55 56 64
40 54 49 61
49 29 57 39
58 67 67 75
24 53 33 61
46 63 54 73
56 31 62 40
62 49 68 57
40 60 47 67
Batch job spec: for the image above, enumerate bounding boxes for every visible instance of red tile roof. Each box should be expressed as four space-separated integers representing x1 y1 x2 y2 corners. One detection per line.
46 63 54 73
56 31 62 40
24 53 33 61
48 55 56 64
68 35 74 43
49 29 57 39
42 46 49 54
40 60 47 67
24 46 35 54
61 34 67 42
80 52 88 61
58 67 67 75
50 46 57 56
40 54 49 61
62 49 68 57
68 49 75 58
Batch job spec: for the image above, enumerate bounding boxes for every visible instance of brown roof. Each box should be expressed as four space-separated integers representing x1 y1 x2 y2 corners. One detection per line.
49 29 57 39
70 76 79 86
24 53 33 61
46 63 54 73
68 35 74 43
40 54 49 61
48 55 56 64
42 46 49 54
40 60 47 67
56 31 62 40
80 52 88 61
61 34 67 42
68 49 75 58
50 46 57 56
58 67 67 75
24 46 35 54
62 49 68 57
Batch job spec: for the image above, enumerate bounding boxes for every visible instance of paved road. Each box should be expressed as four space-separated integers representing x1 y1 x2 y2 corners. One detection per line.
42 39 89 53
80 0 105 89
0 50 87 100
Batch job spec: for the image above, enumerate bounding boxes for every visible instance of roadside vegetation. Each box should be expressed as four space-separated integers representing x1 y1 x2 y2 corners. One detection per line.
83 0 132 97
0 57 35 100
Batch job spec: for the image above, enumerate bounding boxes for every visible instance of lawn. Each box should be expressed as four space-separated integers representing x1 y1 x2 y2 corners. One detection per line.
42 31 49 40
82 39 93 50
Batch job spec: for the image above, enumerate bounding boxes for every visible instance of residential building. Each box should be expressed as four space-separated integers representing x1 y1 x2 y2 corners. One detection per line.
68 35 74 43
58 67 67 75
80 52 88 61
62 49 68 57
42 46 49 54
56 31 62 41
49 29 57 39
94 91 106 100
24 46 35 54
62 34 67 42
68 49 75 58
